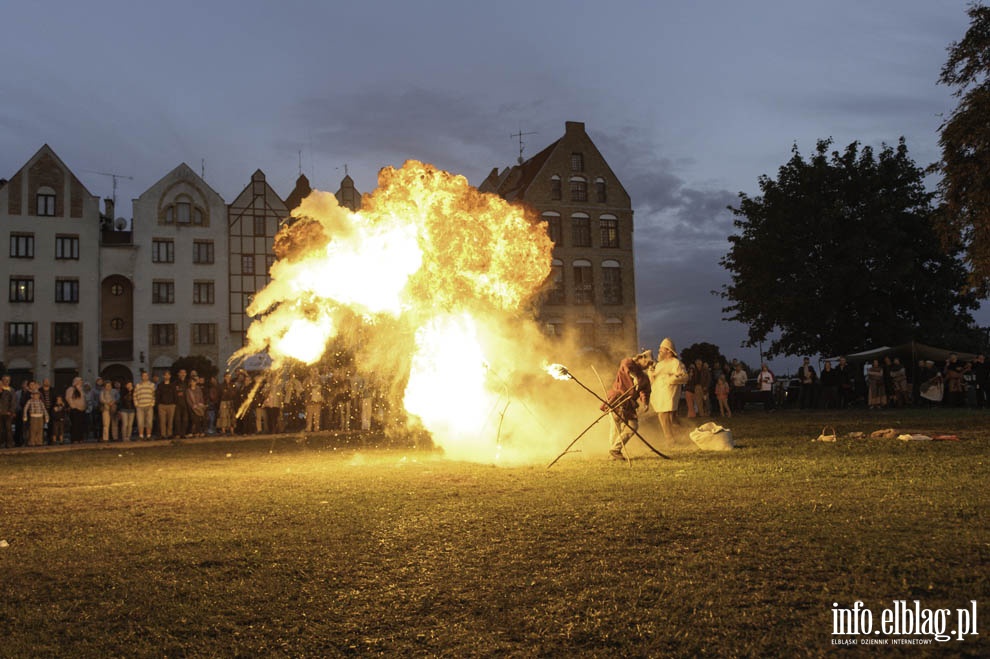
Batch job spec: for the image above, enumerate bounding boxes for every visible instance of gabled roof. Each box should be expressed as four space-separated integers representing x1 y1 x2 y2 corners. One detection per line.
10 144 96 197
485 138 560 202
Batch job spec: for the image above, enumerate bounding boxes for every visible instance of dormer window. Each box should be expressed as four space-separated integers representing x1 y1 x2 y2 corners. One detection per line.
36 186 56 216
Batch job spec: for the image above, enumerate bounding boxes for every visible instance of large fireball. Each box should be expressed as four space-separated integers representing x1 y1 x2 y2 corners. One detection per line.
236 160 556 461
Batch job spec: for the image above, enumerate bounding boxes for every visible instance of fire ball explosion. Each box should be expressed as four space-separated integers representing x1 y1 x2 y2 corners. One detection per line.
233 160 600 463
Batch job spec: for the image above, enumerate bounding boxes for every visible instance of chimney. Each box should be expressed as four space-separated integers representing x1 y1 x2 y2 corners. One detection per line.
565 121 585 135
104 198 115 220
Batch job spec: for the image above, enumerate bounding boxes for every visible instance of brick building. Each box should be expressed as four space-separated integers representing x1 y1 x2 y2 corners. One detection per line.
480 121 638 357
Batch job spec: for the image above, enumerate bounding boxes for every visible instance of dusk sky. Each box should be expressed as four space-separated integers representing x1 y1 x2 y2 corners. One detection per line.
0 1 978 373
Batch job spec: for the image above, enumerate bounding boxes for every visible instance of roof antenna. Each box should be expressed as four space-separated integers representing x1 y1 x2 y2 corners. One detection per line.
298 150 303 177
511 128 537 164
82 169 134 210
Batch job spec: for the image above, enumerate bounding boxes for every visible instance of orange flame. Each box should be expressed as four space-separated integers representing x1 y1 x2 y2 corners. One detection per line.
236 160 553 460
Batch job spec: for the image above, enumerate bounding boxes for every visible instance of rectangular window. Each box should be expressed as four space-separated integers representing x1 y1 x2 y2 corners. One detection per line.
265 254 275 272
55 235 80 259
193 281 215 304
37 193 56 216
192 323 217 345
9 233 34 258
152 280 175 304
600 219 619 248
570 153 584 172
572 217 591 248
9 277 34 303
573 265 594 304
570 180 588 202
152 239 175 263
55 278 80 303
7 322 34 347
602 267 623 305
151 323 176 346
53 322 80 346
193 240 214 264
550 178 561 201
254 216 267 237
242 254 255 274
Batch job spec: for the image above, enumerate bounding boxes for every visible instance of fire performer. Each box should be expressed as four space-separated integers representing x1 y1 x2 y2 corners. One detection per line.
603 350 654 460
649 338 688 442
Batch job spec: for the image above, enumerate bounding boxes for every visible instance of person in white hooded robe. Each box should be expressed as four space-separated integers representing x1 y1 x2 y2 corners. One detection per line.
649 337 688 442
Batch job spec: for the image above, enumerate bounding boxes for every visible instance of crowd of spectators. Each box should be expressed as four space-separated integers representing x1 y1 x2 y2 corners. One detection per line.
0 366 390 449
671 351 990 417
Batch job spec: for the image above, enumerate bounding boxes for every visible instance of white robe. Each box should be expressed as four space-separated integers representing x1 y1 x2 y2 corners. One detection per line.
649 357 687 413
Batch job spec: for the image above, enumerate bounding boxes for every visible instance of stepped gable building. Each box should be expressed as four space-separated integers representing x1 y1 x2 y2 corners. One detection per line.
228 170 288 344
129 163 232 378
0 145 101 391
479 121 638 356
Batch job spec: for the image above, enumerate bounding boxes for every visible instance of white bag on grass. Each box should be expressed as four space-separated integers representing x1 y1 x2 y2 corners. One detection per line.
689 422 734 451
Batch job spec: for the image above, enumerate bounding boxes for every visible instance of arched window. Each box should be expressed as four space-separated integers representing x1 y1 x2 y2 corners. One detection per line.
573 259 593 304
576 319 594 348
161 193 207 226
550 175 562 200
542 211 562 244
600 214 618 248
602 260 622 305
547 258 565 304
604 317 623 341
595 177 607 203
570 176 587 202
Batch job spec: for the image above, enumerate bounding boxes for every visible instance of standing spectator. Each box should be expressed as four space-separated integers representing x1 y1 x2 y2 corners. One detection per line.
694 360 711 417
0 375 16 449
729 362 748 413
39 378 55 444
134 371 156 440
333 369 352 430
714 373 731 418
173 369 190 439
757 364 775 411
87 378 102 439
99 381 118 441
797 357 818 409
50 396 67 445
13 380 31 447
971 354 989 408
889 358 910 407
118 380 136 441
683 363 698 418
205 375 220 435
217 372 237 436
303 368 324 432
186 378 207 437
156 371 178 438
23 390 49 447
283 372 304 432
867 359 887 409
819 361 839 409
836 357 857 408
262 376 282 434
944 362 968 407
66 377 88 443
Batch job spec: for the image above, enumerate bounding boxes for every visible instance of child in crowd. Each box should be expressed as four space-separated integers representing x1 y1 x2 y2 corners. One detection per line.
51 396 67 445
715 373 732 418
23 390 50 447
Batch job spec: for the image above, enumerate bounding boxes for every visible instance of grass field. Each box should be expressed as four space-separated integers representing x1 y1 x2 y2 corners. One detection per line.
1 408 987 657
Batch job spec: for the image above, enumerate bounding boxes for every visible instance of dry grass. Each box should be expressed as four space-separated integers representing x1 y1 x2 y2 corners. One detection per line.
0 408 987 657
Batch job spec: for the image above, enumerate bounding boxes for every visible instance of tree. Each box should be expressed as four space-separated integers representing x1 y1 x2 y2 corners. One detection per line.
170 355 218 381
720 139 981 359
680 342 728 369
936 3 990 295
